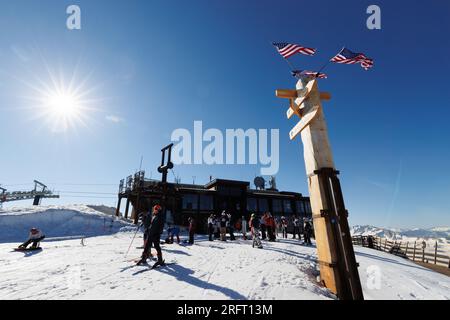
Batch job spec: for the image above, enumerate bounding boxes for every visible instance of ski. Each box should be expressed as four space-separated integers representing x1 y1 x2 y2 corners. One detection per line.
13 247 43 252
151 261 176 269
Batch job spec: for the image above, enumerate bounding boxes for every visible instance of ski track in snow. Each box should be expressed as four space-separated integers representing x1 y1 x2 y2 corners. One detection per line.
0 205 449 300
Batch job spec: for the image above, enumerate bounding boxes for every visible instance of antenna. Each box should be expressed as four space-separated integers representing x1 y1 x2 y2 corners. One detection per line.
139 155 144 171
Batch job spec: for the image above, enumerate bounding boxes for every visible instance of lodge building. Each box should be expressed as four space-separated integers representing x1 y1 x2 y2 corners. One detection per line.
115 171 312 234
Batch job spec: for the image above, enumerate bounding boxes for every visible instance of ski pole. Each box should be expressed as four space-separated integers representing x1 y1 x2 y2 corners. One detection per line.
125 225 140 258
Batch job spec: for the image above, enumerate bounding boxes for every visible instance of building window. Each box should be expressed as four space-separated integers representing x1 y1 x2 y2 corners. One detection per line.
272 199 283 214
304 201 312 214
182 194 198 210
283 200 293 213
247 198 257 212
199 194 213 211
219 186 242 197
296 201 305 215
258 198 268 213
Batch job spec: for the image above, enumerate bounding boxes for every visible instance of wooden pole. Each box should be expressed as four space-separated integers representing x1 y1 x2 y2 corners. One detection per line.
422 243 425 263
125 199 130 220
115 196 122 217
405 242 409 257
289 77 363 300
434 241 438 265
413 241 416 261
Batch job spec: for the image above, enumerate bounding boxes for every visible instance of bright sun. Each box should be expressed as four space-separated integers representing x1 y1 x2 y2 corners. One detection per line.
47 93 79 117
20 61 99 133
39 89 86 132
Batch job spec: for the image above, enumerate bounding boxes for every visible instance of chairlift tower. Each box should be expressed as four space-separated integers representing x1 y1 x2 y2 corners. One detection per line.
0 180 59 206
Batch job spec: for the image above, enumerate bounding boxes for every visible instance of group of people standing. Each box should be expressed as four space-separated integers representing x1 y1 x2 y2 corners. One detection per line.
136 205 314 265
206 210 314 246
207 211 240 241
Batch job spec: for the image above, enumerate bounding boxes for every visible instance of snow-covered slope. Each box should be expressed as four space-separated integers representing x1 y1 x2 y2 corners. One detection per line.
0 206 449 300
0 204 133 242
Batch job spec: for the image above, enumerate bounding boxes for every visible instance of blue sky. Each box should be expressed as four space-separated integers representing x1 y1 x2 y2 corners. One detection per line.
0 0 449 228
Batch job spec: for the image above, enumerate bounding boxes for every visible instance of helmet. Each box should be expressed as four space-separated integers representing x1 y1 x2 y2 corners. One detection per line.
30 228 39 234
251 213 255 218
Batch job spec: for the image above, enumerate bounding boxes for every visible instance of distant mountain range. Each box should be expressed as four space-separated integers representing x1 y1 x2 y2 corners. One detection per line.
350 225 450 242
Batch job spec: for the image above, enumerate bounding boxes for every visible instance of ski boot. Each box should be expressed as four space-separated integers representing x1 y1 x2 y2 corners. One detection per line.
151 254 166 269
136 253 149 265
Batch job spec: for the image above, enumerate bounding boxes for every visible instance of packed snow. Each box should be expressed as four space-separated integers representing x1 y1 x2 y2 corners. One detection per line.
0 206 449 300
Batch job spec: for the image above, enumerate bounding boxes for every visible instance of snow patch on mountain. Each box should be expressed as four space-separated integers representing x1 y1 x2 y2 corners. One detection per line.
351 225 450 243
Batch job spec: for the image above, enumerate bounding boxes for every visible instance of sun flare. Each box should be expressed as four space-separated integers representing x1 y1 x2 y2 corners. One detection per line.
47 92 79 116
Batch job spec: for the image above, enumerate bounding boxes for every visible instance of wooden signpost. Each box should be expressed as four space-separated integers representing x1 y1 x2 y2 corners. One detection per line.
276 76 364 300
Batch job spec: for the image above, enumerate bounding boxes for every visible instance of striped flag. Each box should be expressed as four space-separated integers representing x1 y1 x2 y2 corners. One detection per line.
292 70 327 79
330 47 374 70
272 42 316 59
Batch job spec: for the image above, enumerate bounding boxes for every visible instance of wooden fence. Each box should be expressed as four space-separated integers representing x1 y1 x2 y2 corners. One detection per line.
352 235 450 268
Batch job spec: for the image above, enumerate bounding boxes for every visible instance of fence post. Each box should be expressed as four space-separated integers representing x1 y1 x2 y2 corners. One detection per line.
384 238 387 252
413 241 416 261
405 242 409 257
434 241 438 265
422 242 425 263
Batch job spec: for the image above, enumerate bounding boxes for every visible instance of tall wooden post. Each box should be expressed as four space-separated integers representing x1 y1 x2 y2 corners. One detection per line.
115 196 122 217
124 199 131 220
276 76 364 300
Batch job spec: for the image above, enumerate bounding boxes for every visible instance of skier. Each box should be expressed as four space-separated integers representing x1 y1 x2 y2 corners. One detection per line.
234 218 242 239
241 216 248 240
207 213 215 241
140 209 153 252
292 216 301 240
227 213 235 240
265 212 276 242
304 220 312 245
249 213 263 249
137 205 165 266
166 224 181 244
214 214 221 239
281 216 288 239
18 228 45 250
219 211 228 241
188 217 196 244
260 214 267 240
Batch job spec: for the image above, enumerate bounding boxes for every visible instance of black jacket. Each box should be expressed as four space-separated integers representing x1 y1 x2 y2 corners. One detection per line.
141 212 152 230
220 215 228 228
148 212 165 236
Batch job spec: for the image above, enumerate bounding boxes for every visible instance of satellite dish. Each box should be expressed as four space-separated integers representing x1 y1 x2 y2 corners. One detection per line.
254 176 265 190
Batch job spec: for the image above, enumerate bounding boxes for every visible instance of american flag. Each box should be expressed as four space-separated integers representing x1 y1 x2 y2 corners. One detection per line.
272 42 316 59
330 47 374 70
291 70 327 79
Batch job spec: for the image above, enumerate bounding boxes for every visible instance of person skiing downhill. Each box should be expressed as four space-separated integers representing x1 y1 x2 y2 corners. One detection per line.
249 213 263 249
18 228 45 250
137 205 165 266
